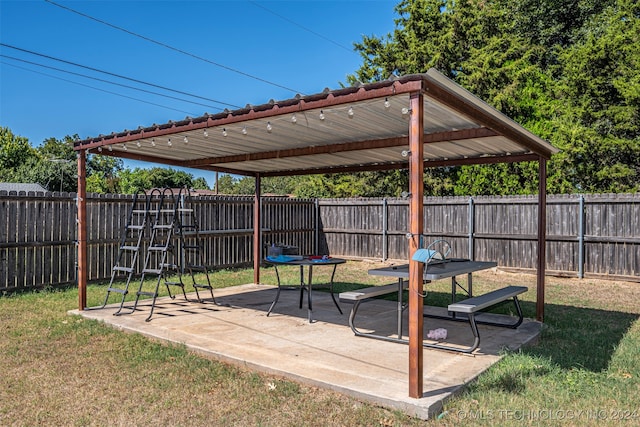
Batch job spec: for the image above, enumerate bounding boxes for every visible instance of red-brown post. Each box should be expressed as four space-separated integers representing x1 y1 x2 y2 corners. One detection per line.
408 91 425 398
77 149 88 310
254 174 261 284
537 157 547 321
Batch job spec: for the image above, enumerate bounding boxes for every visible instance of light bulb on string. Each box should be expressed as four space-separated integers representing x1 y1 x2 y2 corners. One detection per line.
222 128 228 137
242 127 248 135
183 136 188 144
136 141 141 148
266 122 273 133
122 144 127 151
291 114 297 124
203 129 209 138
167 138 172 147
151 138 156 147
384 98 391 109
319 110 325 121
348 107 354 118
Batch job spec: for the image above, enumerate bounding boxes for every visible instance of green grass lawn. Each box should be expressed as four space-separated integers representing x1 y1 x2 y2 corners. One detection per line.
1 262 639 426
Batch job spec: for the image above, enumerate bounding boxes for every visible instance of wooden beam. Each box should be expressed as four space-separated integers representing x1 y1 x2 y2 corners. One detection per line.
537 157 547 321
181 128 497 168
77 149 87 310
408 91 425 398
73 79 425 151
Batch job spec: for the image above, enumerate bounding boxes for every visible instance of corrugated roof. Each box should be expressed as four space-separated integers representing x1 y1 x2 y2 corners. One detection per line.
74 68 558 176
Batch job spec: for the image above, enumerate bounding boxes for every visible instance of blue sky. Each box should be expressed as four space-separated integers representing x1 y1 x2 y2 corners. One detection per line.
1 0 397 187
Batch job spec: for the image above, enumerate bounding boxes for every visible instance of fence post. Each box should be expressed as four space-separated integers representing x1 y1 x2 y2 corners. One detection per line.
382 198 388 261
468 197 475 261
314 198 319 255
578 194 585 278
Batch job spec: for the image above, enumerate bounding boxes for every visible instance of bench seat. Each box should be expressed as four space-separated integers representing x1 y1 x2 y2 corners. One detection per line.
448 285 528 314
339 281 408 302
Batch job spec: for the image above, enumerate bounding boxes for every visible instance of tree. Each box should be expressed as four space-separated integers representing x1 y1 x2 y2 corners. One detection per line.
0 127 38 180
347 0 639 195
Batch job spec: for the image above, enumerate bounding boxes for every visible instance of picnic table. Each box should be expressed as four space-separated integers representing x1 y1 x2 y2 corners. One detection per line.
339 260 527 353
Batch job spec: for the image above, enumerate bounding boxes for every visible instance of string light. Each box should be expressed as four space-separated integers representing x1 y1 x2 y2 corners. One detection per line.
319 110 325 120
222 128 228 137
136 141 141 148
242 127 247 135
348 107 354 118
203 128 209 138
108 145 113 152
384 97 391 109
183 136 188 144
291 114 297 124
167 138 172 147
401 107 410 116
122 143 127 151
151 138 156 147
97 146 102 152
266 122 272 133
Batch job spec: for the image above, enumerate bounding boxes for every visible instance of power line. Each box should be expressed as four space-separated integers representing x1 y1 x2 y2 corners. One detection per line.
0 43 241 109
1 54 224 111
44 0 305 95
2 61 197 116
249 1 356 54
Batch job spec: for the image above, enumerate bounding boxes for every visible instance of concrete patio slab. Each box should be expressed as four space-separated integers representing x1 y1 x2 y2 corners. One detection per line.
70 284 542 420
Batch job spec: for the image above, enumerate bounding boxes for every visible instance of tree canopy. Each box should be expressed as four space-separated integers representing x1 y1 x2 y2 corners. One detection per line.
344 0 639 196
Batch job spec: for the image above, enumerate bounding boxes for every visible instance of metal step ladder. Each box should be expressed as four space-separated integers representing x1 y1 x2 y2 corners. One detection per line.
175 187 216 304
121 188 187 321
99 189 150 314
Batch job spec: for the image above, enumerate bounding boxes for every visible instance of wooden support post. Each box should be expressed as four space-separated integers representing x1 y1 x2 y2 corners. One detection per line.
77 149 87 310
536 157 547 321
254 174 261 284
408 91 425 398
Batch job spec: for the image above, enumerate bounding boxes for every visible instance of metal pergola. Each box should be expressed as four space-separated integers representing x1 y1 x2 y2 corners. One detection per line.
74 68 558 398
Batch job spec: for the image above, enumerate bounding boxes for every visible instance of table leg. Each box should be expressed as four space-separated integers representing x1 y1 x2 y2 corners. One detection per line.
299 265 304 309
267 265 282 317
397 278 403 338
328 264 343 315
307 265 314 322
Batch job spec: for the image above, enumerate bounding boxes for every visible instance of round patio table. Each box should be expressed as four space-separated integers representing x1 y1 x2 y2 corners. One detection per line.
264 256 345 323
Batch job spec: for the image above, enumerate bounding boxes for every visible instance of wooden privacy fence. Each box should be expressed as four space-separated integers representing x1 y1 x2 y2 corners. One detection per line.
318 194 640 281
0 191 315 292
1 191 639 291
